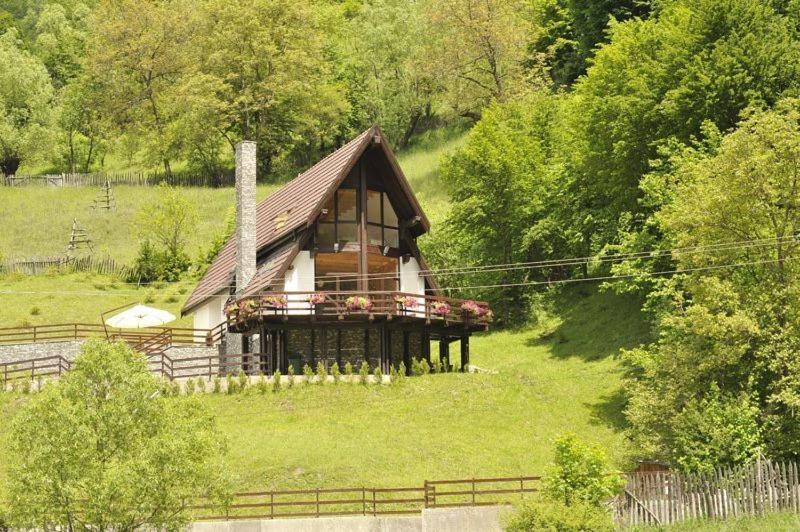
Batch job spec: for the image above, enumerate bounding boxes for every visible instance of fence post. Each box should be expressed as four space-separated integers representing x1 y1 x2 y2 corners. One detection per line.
362 488 367 515
424 480 429 508
316 488 320 518
472 478 476 505
270 492 274 519
372 489 377 516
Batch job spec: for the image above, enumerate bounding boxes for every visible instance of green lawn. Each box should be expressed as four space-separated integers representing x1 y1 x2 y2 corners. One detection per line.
635 512 800 531
0 286 647 494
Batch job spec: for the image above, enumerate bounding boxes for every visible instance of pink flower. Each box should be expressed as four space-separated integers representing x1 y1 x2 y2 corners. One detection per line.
430 301 451 317
346 296 373 312
308 293 327 305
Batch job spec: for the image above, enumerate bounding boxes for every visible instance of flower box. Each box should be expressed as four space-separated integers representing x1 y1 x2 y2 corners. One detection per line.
308 293 327 306
261 295 288 309
430 301 451 317
461 300 493 321
345 296 373 312
394 295 419 310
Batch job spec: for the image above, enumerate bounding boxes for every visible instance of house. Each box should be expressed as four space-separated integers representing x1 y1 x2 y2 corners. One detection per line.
182 126 491 375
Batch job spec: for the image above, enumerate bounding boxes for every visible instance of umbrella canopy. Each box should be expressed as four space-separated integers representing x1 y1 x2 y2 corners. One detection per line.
105 305 176 329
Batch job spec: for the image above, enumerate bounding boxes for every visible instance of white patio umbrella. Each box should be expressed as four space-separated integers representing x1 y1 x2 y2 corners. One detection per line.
104 304 176 329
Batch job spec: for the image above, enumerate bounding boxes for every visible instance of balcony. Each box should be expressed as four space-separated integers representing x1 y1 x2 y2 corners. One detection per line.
224 291 492 333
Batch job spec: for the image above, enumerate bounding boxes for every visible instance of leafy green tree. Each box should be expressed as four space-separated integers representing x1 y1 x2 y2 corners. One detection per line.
5 340 229 529
530 0 651 86
196 0 346 177
85 0 200 177
136 182 199 257
0 28 54 175
573 0 800 245
623 101 800 467
424 0 538 120
426 92 572 321
542 434 623 507
336 0 439 147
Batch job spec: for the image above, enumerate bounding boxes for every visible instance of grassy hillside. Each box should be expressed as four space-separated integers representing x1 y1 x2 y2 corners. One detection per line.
0 286 647 494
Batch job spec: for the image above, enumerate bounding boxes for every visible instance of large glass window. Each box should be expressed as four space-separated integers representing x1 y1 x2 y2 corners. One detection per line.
368 254 399 292
366 190 400 249
315 252 359 291
317 189 359 246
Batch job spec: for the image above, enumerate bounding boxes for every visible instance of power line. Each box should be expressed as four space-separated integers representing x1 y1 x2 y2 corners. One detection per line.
0 255 793 298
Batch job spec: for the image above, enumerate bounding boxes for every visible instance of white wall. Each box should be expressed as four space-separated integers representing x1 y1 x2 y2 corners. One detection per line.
192 294 227 333
284 251 315 315
400 257 425 296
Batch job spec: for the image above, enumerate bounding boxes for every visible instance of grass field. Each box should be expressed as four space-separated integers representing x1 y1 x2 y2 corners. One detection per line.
634 511 800 531
0 286 648 495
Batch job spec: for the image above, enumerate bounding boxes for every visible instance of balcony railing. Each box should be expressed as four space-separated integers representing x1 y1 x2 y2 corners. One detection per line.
224 291 492 328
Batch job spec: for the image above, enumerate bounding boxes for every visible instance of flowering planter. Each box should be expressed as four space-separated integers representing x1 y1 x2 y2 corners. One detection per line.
430 301 451 318
345 296 373 313
461 300 493 321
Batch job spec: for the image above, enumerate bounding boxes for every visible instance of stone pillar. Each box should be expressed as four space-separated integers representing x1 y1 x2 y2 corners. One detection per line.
225 140 257 362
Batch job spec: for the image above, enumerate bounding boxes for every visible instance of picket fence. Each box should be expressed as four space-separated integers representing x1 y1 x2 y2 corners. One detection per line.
1 255 130 277
3 169 234 188
615 457 800 527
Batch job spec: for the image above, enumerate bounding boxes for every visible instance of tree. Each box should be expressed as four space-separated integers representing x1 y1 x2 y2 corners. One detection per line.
5 340 229 529
336 0 440 148
85 0 200 177
0 28 54 175
136 182 198 256
530 0 652 86
195 0 346 177
423 0 538 120
623 101 800 467
572 0 800 247
424 92 575 322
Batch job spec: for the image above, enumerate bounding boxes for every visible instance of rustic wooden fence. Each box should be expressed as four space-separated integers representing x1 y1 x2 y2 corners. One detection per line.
3 169 234 188
191 476 540 521
1 255 131 277
615 457 800 527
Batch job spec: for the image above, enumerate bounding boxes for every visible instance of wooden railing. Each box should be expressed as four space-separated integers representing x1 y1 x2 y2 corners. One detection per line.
0 323 214 346
227 291 492 328
192 476 539 521
0 354 72 385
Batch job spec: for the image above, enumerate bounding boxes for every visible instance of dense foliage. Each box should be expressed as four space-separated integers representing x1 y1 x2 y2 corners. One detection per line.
0 0 538 178
4 340 229 529
425 0 800 472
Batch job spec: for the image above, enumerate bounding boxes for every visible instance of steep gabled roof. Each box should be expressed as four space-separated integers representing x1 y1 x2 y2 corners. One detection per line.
184 125 431 315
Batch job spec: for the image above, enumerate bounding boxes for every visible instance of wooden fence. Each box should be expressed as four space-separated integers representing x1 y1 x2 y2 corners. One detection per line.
0 323 213 347
191 476 540 521
3 169 234 188
1 255 130 277
615 457 800 527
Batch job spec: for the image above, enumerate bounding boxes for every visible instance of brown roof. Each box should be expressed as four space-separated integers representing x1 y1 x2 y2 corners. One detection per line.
182 125 432 315
183 127 376 314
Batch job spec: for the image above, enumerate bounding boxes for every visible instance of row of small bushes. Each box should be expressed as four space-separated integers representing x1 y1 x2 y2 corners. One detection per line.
157 357 450 396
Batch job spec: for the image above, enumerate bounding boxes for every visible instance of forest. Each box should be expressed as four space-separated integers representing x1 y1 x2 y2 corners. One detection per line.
3 0 800 477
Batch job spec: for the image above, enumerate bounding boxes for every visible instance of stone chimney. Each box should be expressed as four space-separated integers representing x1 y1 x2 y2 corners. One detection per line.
235 140 257 295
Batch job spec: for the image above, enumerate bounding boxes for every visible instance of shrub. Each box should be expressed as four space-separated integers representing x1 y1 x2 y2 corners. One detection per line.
212 376 221 393
411 358 421 376
226 374 236 394
287 365 295 388
542 435 623 507
185 378 196 396
196 378 206 394
359 361 370 385
398 361 407 379
256 373 268 394
20 379 30 394
505 499 614 532
29 306 40 316
170 380 180 396
331 362 341 383
419 359 430 375
344 362 354 381
433 359 443 374
272 369 282 392
390 364 399 382
373 365 383 384
126 239 192 284
316 362 327 384
302 364 314 385
237 369 248 391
